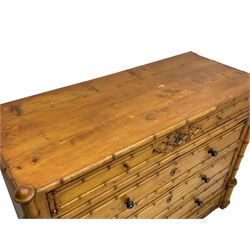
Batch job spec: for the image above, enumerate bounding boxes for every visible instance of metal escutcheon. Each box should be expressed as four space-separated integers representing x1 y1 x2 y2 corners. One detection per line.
170 168 178 176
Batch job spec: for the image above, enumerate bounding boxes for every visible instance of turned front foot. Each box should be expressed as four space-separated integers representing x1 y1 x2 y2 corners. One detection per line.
14 186 40 218
220 178 237 209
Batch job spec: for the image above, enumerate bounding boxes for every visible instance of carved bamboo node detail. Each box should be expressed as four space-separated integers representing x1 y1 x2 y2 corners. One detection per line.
227 178 237 188
14 186 36 204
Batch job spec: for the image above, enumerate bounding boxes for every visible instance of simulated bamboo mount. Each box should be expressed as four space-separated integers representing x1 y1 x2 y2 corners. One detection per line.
220 122 250 209
0 52 249 218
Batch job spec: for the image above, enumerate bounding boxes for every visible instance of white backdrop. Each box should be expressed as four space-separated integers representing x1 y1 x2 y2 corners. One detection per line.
0 1 249 250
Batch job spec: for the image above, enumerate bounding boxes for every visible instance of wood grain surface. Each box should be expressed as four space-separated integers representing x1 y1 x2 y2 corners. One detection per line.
0 52 249 190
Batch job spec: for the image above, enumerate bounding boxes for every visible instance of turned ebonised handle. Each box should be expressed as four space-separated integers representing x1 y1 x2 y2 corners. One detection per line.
202 175 210 183
125 198 134 209
195 198 204 206
208 148 218 157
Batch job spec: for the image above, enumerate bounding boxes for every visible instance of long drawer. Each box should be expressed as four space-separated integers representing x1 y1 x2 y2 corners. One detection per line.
68 124 242 219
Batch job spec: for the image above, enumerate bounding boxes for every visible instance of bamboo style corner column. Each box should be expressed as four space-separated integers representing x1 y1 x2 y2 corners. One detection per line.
13 186 40 218
220 122 250 209
1 156 40 218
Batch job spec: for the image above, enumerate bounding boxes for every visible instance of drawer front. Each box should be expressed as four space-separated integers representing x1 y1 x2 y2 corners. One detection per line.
128 151 232 219
47 118 246 218
57 122 243 218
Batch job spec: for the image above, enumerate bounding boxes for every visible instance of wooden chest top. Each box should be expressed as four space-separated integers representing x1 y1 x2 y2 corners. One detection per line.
0 52 249 191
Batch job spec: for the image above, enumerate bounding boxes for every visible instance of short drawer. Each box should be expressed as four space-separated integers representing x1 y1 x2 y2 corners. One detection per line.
48 120 244 218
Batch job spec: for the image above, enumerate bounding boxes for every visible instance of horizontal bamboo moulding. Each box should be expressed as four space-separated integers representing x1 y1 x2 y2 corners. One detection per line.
0 52 249 219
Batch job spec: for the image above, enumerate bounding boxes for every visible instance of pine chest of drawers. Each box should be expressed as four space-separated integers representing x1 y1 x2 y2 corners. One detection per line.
0 52 249 219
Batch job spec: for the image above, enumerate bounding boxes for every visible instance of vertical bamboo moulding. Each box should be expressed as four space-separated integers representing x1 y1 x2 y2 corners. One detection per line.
220 122 250 209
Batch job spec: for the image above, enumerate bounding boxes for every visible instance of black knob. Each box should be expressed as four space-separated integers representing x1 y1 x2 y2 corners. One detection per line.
195 198 204 206
123 162 130 171
125 198 134 209
208 148 218 157
202 175 210 183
